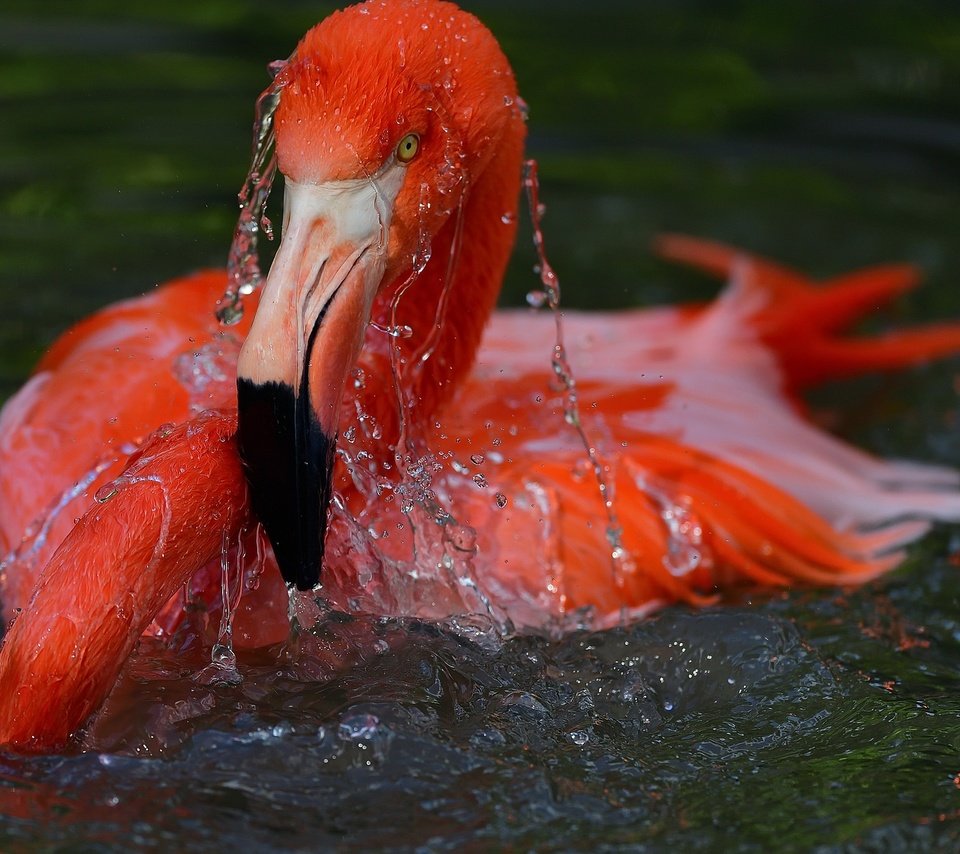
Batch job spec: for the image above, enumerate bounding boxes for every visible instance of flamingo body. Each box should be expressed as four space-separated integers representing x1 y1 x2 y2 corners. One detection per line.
0 0 959 751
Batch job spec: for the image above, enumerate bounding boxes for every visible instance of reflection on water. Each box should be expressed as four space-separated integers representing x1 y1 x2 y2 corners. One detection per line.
1 1 959 849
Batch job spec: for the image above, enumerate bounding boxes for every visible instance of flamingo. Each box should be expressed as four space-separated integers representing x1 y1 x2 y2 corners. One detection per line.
1 0 959 753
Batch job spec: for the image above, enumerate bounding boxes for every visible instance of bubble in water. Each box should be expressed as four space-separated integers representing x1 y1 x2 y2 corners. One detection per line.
338 711 395 764
339 712 381 741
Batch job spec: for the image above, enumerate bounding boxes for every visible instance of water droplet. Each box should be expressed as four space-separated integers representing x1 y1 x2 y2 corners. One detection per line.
470 453 484 465
95 484 119 503
220 72 283 324
526 289 547 309
649 497 704 577
211 642 235 668
448 524 477 552
216 303 244 326
370 320 413 339
568 730 590 746
473 474 487 488
339 712 380 741
495 492 508 508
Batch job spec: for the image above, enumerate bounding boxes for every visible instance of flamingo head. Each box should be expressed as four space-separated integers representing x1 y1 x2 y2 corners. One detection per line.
236 0 525 590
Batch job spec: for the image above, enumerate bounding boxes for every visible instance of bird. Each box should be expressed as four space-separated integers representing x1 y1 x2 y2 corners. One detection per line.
0 0 958 752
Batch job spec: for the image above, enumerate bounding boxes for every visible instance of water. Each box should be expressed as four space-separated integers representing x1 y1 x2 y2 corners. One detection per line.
1 1 960 849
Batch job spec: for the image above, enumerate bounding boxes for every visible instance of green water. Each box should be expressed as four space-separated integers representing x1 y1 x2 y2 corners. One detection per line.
1 1 959 850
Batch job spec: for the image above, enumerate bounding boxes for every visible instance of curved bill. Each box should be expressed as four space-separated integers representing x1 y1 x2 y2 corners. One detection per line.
237 171 401 589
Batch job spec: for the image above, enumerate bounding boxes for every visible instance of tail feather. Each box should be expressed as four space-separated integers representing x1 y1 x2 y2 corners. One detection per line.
652 233 808 298
797 325 960 385
793 265 919 335
653 233 960 389
515 438 926 623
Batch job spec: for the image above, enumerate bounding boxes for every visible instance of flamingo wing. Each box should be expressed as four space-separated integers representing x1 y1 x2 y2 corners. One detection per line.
0 411 248 751
0 271 247 620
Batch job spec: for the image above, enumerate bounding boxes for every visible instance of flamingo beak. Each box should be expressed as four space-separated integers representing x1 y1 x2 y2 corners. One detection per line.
236 174 398 590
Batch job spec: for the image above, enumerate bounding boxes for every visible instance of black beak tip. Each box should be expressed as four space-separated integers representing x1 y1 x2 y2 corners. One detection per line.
237 377 336 592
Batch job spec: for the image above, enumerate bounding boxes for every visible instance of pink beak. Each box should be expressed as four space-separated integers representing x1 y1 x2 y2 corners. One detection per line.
236 174 399 589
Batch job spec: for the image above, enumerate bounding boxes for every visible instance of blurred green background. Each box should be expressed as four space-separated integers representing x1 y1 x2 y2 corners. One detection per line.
2 0 958 403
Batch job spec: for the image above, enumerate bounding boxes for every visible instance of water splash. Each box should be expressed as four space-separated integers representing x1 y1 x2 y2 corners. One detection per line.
633 475 711 579
369 320 414 339
386 97 468 444
217 59 288 325
522 160 630 585
411 196 466 368
172 337 242 413
194 528 251 686
323 431 508 631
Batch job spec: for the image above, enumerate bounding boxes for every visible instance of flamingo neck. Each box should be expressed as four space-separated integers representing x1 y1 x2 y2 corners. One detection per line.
351 118 526 450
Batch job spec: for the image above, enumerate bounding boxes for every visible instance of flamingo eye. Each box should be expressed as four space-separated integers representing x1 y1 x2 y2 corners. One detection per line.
396 133 420 163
